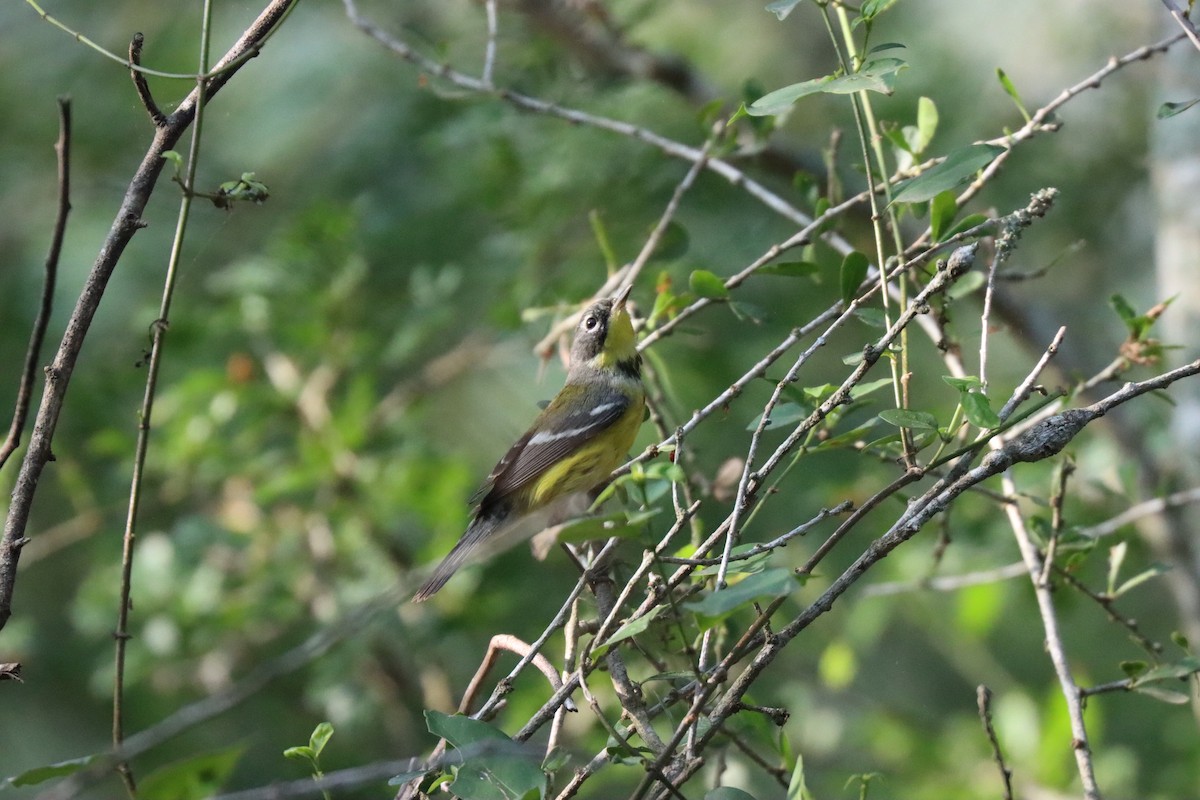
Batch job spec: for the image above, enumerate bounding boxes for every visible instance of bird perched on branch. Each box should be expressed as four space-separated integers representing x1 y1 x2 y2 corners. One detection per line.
412 285 645 602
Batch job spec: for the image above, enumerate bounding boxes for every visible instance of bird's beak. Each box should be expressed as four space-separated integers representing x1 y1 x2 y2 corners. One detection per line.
612 283 633 312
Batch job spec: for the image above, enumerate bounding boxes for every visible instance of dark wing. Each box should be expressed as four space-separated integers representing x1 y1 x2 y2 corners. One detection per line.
469 384 631 506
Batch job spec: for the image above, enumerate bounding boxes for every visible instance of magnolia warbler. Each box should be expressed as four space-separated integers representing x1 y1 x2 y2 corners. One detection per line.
413 286 645 602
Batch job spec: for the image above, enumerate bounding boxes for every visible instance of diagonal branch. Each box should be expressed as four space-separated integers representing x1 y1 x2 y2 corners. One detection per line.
0 0 300 633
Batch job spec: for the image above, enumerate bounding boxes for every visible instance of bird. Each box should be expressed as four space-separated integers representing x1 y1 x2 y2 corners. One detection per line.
412 285 645 602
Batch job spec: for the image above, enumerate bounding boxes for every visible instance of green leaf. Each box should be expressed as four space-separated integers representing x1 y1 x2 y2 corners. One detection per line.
946 270 985 299
851 377 895 399
961 391 1001 429
942 212 990 240
1109 293 1148 338
705 789 759 800
860 0 901 21
690 269 730 299
1133 685 1191 704
11 756 103 787
162 150 184 169
283 746 315 762
309 722 334 756
693 544 773 577
839 251 870 305
1107 541 1128 596
786 754 809 800
1114 563 1171 597
1157 98 1200 119
929 190 957 242
139 747 245 800
425 712 544 800
729 300 768 324
747 402 808 431
651 221 690 262
757 261 821 278
878 408 938 431
747 59 907 116
943 375 983 391
854 307 888 328
591 606 666 659
685 568 798 627
891 144 1006 204
914 96 938 155
765 0 807 20
1130 656 1200 685
996 68 1031 121
554 509 658 545
1120 660 1148 678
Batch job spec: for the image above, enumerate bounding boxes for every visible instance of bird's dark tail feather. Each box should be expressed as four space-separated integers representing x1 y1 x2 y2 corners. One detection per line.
411 513 503 602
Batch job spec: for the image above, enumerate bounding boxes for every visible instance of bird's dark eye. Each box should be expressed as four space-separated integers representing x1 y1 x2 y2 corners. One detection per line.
584 315 599 331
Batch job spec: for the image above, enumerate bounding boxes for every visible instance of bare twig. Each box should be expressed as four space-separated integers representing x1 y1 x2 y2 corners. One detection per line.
0 98 70 472
1158 0 1200 51
482 0 498 87
0 0 299 634
113 10 216 787
976 685 1014 800
128 33 166 126
1077 486 1200 539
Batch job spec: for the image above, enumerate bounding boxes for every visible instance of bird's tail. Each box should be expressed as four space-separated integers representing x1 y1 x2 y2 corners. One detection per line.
411 512 504 602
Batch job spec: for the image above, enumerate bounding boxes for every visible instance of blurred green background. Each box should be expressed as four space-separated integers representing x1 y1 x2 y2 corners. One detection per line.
2 1 1198 797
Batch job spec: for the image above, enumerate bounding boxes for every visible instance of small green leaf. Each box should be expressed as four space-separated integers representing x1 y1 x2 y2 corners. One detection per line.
765 0 806 20
839 251 870 305
854 307 888 328
592 606 667 659
996 68 1031 122
1109 293 1148 338
891 144 1006 204
914 95 938 155
945 270 985 299
929 190 957 242
757 261 821 278
1133 685 1191 704
283 746 315 762
1130 656 1200 685
942 212 990 240
851 377 895 399
747 59 907 116
748 401 808 431
786 754 808 800
1120 660 1148 678
1114 563 1171 597
140 747 245 800
10 756 103 787
555 509 659 544
309 722 334 756
961 391 1001 429
162 150 184 168
943 375 983 391
650 221 689 262
729 300 768 324
1107 541 1128 596
1157 98 1200 119
878 409 938 431
859 0 901 21
542 747 572 773
690 269 729 299
685 568 798 627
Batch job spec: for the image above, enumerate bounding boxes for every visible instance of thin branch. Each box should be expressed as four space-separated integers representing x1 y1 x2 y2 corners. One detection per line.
1158 0 1200 51
113 6 216 790
1077 486 1200 539
482 0 498 87
128 33 166 126
999 469 1101 799
861 561 1028 598
976 685 1014 800
0 0 300 634
0 98 69 471
38 583 405 800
